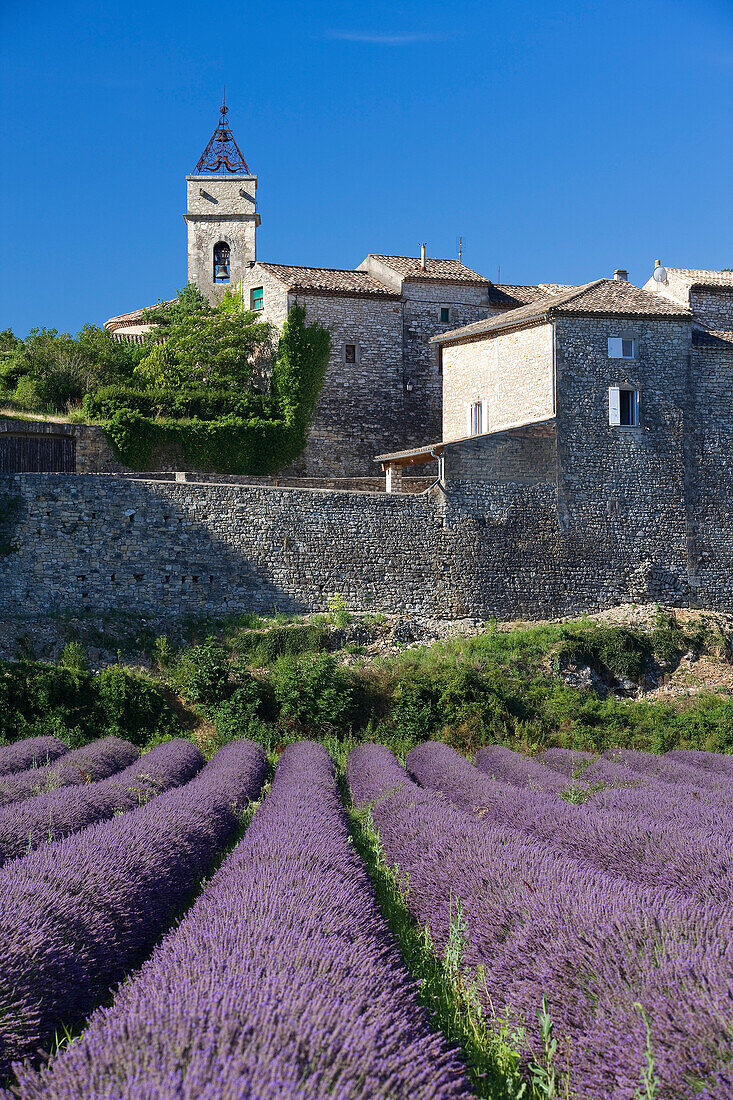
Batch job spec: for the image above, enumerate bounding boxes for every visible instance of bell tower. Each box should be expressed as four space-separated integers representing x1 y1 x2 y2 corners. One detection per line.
184 98 259 303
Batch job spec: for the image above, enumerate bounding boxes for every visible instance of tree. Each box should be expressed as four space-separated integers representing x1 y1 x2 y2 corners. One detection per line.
133 307 276 393
141 283 212 328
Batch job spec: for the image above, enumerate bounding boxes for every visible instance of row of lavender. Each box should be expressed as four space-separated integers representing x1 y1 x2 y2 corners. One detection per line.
347 742 733 1099
0 738 268 1077
6 742 471 1099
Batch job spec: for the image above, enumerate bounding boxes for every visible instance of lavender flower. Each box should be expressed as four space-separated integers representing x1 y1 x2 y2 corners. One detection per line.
0 737 139 808
8 742 471 1100
0 738 68 777
0 739 267 1075
474 744 589 796
347 744 733 1100
0 739 204 865
407 741 733 899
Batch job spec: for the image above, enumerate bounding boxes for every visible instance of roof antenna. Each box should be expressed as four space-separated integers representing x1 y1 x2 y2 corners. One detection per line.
497 265 501 283
457 235 464 264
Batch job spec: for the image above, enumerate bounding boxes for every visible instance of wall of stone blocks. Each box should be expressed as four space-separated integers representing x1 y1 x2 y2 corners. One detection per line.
686 341 733 607
402 282 490 449
0 474 448 619
441 322 555 440
554 315 692 604
689 290 733 332
282 293 407 477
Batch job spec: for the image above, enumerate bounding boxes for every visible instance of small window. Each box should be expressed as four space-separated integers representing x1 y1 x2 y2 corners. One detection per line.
608 336 635 359
440 307 451 324
609 386 639 427
345 343 357 364
471 401 483 436
251 286 264 311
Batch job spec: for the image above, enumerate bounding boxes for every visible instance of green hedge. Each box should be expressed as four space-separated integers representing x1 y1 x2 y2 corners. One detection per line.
83 385 273 422
96 305 331 474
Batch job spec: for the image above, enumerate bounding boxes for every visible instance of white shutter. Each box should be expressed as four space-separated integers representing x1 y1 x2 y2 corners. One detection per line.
609 387 621 426
608 337 623 358
466 405 473 436
480 399 488 434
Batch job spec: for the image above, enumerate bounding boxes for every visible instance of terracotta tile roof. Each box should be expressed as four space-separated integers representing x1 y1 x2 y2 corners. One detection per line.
489 283 579 308
432 280 691 344
668 268 733 288
104 301 175 330
367 255 489 284
258 263 399 298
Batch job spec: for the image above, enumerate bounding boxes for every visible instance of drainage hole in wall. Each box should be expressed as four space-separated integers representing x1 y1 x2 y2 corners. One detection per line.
77 575 86 582
110 573 116 581
192 575 199 583
209 575 214 584
133 573 144 582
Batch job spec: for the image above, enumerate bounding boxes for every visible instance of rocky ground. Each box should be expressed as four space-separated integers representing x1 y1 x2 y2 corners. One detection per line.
2 603 733 702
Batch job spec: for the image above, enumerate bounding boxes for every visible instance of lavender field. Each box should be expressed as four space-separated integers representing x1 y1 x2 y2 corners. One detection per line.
0 733 731 1099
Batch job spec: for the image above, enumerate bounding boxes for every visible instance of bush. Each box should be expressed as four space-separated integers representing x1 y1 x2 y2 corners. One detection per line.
168 641 231 705
270 653 354 736
0 659 180 746
96 667 181 746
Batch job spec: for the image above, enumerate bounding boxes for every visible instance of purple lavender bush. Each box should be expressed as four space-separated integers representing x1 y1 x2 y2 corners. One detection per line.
667 746 733 779
0 738 68 777
348 744 733 1100
537 746 732 833
474 744 589 796
604 746 733 792
0 739 204 865
0 739 267 1075
408 741 733 899
7 741 471 1100
0 737 139 808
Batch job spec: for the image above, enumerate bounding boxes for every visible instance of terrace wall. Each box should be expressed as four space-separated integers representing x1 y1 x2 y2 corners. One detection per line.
3 462 729 622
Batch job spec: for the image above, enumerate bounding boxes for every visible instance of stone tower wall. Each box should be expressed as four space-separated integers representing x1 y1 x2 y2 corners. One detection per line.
185 174 258 303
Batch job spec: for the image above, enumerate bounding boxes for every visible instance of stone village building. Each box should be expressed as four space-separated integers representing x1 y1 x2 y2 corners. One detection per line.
5 106 733 621
104 104 587 478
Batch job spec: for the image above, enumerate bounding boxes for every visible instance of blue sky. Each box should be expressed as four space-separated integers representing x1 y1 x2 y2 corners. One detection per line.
1 0 732 336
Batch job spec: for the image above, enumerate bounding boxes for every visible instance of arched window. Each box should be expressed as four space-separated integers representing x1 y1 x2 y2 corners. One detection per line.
213 242 231 283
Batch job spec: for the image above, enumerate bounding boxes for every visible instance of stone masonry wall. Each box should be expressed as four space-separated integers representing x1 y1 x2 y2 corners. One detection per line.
0 475 446 618
402 282 490 448
554 315 691 604
689 289 733 332
284 293 406 478
441 322 555 440
687 340 733 607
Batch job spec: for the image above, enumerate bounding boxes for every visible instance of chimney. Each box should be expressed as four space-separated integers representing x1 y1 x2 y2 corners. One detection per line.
419 243 427 271
613 269 628 282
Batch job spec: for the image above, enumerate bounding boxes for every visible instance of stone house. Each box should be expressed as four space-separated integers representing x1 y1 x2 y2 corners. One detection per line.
377 267 733 609
105 106 581 477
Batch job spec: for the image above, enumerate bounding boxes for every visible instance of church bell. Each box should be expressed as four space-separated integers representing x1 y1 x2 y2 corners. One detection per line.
215 264 230 279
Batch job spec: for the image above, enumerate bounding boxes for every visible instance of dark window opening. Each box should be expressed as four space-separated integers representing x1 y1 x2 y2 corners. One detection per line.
345 343 357 364
620 388 639 426
440 307 450 324
213 242 231 283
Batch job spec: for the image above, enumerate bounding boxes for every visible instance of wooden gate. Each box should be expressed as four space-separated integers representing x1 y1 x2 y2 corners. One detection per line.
0 433 76 473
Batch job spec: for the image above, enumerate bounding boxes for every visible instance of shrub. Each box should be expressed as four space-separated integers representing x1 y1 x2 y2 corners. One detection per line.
270 653 354 736
96 667 181 746
59 642 89 673
168 641 231 705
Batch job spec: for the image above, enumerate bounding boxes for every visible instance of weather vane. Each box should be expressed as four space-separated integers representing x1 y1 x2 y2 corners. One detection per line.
194 94 250 174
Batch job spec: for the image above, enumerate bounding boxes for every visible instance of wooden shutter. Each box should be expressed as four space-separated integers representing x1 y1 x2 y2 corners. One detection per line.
609 387 621 426
480 399 488 434
466 405 473 436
